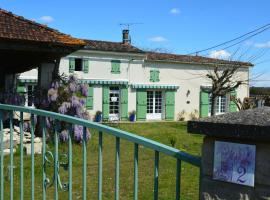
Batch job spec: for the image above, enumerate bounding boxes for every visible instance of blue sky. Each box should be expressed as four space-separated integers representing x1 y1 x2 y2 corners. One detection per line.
1 0 270 86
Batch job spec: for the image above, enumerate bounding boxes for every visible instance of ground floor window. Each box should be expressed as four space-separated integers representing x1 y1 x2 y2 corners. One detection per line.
146 91 163 120
25 84 37 107
109 87 120 120
208 94 227 115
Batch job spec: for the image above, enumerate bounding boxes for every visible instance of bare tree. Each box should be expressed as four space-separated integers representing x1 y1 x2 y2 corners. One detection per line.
206 65 245 116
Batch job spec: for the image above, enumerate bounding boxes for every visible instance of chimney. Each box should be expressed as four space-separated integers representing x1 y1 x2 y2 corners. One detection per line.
122 29 130 44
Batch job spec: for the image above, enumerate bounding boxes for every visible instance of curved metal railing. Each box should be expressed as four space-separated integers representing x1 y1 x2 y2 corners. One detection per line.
0 104 201 200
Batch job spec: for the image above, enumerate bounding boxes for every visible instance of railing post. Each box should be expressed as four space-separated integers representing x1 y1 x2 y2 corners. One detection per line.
20 112 24 200
115 137 120 200
9 112 14 200
154 151 159 200
0 111 3 200
134 143 138 200
176 159 181 200
82 127 87 200
54 121 58 200
98 131 103 200
30 114 35 200
68 125 73 200
42 117 46 200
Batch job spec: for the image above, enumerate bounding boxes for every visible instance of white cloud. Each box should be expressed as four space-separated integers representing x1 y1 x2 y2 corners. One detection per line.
170 8 181 15
254 41 270 48
39 16 54 24
209 50 231 60
148 36 168 42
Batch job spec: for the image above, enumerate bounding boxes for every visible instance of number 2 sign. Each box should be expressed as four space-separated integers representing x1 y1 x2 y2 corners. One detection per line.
213 141 256 187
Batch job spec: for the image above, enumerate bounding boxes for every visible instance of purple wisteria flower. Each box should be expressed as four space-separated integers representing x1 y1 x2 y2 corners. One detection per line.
73 125 90 143
69 75 78 83
71 96 81 108
59 130 69 142
81 84 88 97
48 88 58 102
79 98 86 106
51 81 60 90
58 102 71 114
68 82 77 93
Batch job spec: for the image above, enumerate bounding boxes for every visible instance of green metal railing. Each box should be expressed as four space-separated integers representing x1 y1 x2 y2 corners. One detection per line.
0 103 201 200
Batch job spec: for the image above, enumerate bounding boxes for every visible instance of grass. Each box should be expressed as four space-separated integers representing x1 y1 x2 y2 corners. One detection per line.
3 122 203 200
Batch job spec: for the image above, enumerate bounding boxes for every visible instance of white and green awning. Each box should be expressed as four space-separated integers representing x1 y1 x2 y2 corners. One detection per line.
80 79 129 85
18 78 37 83
131 84 179 90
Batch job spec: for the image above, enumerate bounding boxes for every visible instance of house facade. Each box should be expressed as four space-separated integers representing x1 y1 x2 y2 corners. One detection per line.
18 31 252 121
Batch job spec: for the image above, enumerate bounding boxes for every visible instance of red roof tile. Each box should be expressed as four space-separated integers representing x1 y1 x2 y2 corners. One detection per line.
83 39 144 53
146 52 253 67
0 9 85 46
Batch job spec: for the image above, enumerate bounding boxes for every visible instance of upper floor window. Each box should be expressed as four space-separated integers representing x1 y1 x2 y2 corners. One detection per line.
111 60 121 74
75 58 83 71
150 69 160 82
69 58 89 73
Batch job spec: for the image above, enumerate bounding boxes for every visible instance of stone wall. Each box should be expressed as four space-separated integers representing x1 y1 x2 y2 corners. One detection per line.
201 136 270 200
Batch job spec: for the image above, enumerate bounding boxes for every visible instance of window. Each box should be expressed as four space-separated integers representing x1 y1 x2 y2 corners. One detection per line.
150 70 160 82
75 58 83 71
25 84 37 107
109 87 120 114
208 94 227 115
146 91 163 120
111 60 121 74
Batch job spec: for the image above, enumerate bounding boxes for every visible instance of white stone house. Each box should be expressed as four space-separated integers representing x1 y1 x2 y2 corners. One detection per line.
18 30 252 121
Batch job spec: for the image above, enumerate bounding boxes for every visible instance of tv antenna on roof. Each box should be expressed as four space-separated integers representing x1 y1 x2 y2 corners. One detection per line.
119 22 143 30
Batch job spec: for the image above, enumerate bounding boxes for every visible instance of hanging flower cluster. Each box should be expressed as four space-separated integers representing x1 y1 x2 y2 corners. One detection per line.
0 92 25 106
46 75 90 143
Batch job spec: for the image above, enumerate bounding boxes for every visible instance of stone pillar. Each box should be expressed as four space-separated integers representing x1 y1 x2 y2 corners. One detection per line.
188 107 270 200
5 73 16 92
38 62 56 89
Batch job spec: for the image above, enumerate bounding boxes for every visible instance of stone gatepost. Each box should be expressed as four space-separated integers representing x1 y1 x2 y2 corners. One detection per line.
188 107 270 200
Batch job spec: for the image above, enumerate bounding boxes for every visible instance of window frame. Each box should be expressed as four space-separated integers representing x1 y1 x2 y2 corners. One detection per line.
208 94 228 115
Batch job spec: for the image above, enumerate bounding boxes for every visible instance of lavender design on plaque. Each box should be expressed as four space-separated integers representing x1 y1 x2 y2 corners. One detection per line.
213 141 256 187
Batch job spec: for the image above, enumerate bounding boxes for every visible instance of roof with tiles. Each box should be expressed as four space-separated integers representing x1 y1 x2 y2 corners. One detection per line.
0 9 85 46
83 39 144 54
146 52 253 67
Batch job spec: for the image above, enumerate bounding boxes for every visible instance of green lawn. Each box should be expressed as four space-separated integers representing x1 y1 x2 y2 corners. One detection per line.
3 122 203 200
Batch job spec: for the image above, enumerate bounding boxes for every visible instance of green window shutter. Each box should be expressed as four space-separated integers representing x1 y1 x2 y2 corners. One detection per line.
150 70 160 82
165 91 175 120
150 70 155 82
111 60 121 74
120 87 128 120
200 90 209 118
86 86 93 110
136 90 147 120
83 59 89 74
155 70 160 82
69 58 75 73
229 90 237 112
102 86 110 120
17 85 26 93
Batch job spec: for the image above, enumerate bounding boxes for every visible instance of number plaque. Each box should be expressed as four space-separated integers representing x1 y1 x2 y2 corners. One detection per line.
213 141 256 187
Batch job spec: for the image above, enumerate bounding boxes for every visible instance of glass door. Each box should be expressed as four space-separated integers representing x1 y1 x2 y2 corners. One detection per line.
146 91 163 120
109 87 120 121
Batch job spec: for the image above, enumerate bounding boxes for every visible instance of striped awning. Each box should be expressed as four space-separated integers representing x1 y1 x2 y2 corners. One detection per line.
131 84 179 90
18 79 37 83
80 79 129 85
